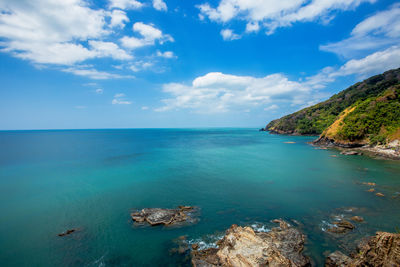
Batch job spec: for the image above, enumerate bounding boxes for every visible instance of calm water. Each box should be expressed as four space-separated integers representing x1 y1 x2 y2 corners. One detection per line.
1 128 400 266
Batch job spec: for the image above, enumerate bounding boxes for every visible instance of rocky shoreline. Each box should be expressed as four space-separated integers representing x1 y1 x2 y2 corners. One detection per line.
313 136 400 160
131 205 400 266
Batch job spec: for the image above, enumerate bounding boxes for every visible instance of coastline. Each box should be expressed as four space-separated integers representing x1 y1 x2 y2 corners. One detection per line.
312 136 400 160
263 130 400 160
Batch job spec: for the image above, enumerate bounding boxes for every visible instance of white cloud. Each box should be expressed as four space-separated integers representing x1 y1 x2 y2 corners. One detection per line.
129 61 154 72
245 21 260 33
2 42 97 65
220 29 241 41
198 0 376 37
120 22 173 49
0 0 169 79
89 40 133 60
112 99 132 104
153 0 167 11
95 88 104 94
141 106 149 110
320 4 400 58
0 0 109 64
156 45 400 113
264 104 279 111
156 72 313 113
75 105 87 109
109 9 129 28
307 46 400 85
156 50 175 58
63 66 132 79
108 0 143 10
112 93 132 104
333 46 400 78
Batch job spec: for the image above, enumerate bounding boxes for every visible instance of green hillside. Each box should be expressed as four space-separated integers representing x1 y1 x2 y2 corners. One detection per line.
321 85 400 145
266 68 400 139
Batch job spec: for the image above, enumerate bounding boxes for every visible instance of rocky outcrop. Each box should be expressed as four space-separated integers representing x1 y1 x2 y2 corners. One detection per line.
326 220 355 234
325 232 400 266
131 206 196 226
191 219 310 267
313 137 363 148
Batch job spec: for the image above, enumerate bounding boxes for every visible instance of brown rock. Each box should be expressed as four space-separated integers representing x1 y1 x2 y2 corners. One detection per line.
340 150 362 156
191 244 199 250
327 220 355 234
375 192 385 197
350 216 364 222
366 188 375 192
362 182 376 186
131 206 196 226
325 232 400 266
325 251 352 267
191 220 310 267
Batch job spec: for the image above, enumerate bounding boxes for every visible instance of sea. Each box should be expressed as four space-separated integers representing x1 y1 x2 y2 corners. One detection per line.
1 128 400 266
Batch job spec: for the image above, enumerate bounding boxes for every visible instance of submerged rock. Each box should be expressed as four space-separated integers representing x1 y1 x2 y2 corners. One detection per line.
131 206 197 226
58 229 76 237
349 216 364 223
340 150 362 156
325 231 400 266
191 219 310 267
375 192 385 197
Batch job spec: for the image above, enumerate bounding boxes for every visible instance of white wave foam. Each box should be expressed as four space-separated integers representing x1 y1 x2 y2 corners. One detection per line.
251 223 271 233
187 234 224 250
321 220 337 232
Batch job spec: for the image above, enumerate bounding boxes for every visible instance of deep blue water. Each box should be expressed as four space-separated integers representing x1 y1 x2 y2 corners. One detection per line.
1 128 400 266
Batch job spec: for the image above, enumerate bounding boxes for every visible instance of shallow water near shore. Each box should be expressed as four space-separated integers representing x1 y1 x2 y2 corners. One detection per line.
1 128 400 266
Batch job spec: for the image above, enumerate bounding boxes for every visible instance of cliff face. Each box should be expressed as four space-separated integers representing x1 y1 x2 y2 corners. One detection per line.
266 68 400 136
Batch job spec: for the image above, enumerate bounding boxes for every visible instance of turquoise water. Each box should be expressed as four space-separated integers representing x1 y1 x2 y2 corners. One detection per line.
1 128 400 266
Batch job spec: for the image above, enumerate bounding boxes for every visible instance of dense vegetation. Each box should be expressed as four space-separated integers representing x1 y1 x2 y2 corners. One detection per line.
334 85 400 145
266 68 400 139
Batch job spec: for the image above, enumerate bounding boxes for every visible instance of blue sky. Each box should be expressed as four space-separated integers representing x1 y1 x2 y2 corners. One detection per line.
1 0 400 130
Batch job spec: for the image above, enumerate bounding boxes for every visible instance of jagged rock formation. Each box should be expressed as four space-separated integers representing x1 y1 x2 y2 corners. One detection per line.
131 206 196 226
191 219 310 267
325 231 400 266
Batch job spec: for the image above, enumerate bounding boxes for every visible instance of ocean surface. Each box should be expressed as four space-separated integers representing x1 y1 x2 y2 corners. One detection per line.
1 128 400 266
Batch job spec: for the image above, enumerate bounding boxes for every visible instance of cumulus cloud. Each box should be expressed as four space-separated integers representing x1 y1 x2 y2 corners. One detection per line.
120 22 173 49
108 0 143 10
95 88 104 94
320 4 400 58
153 0 167 11
0 0 172 79
198 0 376 37
112 93 132 104
109 9 129 28
156 72 313 113
89 41 133 60
156 45 400 113
220 29 241 41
